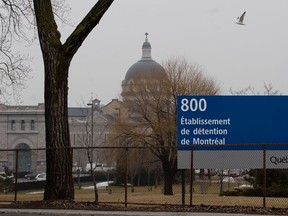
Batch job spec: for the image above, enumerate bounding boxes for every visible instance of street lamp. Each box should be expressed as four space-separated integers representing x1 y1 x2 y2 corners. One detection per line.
87 101 94 162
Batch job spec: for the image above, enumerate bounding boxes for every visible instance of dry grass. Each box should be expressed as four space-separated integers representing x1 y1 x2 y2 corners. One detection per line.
1 182 288 208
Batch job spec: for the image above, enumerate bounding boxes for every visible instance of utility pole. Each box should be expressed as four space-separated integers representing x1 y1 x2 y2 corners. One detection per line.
87 101 94 162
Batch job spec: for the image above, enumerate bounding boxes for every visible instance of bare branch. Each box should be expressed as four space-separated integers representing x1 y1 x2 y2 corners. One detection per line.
0 0 34 102
230 82 280 96
0 0 70 103
63 0 113 60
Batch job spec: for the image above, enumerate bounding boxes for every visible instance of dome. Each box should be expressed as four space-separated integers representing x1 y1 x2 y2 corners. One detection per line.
122 33 165 85
142 41 151 49
124 59 164 82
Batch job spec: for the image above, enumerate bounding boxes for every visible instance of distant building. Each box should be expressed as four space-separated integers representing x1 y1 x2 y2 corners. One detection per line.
0 100 120 173
0 33 163 173
0 103 46 172
121 32 165 101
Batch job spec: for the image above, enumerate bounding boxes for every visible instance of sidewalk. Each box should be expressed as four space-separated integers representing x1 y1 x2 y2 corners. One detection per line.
0 209 279 216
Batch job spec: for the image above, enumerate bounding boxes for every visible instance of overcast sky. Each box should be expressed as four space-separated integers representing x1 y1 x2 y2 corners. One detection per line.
17 0 288 106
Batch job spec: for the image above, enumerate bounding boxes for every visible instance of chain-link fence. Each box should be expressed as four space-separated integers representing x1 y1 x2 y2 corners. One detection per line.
0 146 288 208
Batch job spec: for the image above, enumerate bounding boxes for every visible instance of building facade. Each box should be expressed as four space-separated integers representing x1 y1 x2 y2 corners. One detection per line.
0 99 121 173
0 33 162 174
0 103 46 172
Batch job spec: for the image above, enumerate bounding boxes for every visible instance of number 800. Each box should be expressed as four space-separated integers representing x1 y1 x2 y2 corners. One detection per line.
181 98 207 112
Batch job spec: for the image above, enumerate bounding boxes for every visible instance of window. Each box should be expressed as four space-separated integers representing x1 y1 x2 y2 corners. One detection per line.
11 120 15 130
31 120 35 130
21 120 25 130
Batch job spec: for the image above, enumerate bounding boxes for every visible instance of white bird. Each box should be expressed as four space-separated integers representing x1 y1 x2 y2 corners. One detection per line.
236 11 246 25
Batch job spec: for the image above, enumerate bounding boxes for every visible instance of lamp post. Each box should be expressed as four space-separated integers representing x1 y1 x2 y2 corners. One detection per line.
87 101 94 163
115 107 128 205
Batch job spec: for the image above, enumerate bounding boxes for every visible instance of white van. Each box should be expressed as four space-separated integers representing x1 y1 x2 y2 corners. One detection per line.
85 163 115 172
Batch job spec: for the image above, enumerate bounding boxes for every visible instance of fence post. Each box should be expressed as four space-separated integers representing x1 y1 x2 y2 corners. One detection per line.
125 147 128 207
14 149 19 202
189 149 194 207
263 144 267 208
181 169 185 206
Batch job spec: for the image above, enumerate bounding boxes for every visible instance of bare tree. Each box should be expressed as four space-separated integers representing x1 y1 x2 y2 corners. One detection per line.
1 0 114 200
141 150 161 191
76 99 116 202
114 57 220 195
33 0 114 201
126 148 144 192
76 108 100 203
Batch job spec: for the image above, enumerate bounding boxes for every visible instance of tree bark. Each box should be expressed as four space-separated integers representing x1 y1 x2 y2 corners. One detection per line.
162 156 177 195
33 0 114 200
43 61 73 200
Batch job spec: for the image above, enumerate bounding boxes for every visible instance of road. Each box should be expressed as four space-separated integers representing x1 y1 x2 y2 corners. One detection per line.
0 209 279 216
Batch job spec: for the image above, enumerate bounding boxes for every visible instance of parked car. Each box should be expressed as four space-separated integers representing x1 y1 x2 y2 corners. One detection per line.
234 184 253 190
229 169 242 177
72 166 83 172
85 163 115 172
24 172 38 180
195 169 217 176
218 169 242 177
35 172 46 181
25 172 46 180
222 176 235 183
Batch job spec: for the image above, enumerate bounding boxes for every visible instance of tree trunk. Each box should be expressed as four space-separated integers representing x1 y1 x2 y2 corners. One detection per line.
162 168 175 195
162 159 177 195
33 0 74 201
92 172 99 203
43 57 74 200
33 0 114 200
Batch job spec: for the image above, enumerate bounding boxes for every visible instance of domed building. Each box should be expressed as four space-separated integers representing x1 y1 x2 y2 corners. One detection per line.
121 33 166 100
0 33 167 174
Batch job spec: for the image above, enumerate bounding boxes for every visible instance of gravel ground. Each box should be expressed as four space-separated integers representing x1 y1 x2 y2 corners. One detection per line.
0 201 288 215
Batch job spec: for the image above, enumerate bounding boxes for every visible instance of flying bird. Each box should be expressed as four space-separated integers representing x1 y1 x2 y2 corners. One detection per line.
236 11 246 25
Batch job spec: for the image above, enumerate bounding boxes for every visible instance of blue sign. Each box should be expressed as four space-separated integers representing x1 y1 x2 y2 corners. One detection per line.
177 96 288 150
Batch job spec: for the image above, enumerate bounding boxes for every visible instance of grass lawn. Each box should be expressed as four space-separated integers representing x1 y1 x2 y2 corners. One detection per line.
0 181 288 208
